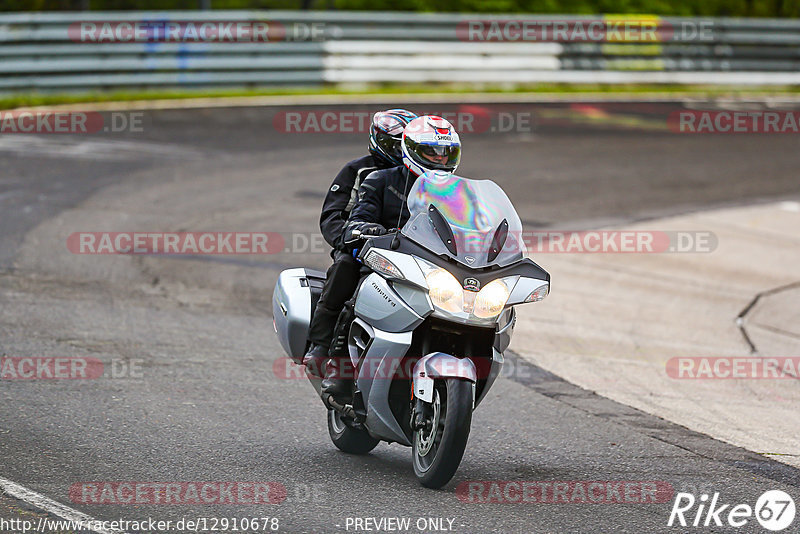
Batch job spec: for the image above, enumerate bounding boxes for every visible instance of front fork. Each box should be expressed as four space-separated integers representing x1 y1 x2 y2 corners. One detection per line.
411 397 433 431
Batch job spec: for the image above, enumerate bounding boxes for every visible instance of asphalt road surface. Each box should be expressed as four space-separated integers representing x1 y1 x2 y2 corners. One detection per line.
1 100 800 534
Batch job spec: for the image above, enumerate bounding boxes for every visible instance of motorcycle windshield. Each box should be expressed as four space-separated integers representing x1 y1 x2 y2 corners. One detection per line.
403 171 525 268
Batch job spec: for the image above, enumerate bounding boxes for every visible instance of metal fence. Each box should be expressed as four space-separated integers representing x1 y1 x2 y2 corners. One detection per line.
2 11 800 92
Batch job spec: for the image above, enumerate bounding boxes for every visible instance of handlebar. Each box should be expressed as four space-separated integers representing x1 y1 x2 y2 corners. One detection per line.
347 228 397 243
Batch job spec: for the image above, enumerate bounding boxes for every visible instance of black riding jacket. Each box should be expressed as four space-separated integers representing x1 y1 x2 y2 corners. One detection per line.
319 154 384 249
346 165 416 236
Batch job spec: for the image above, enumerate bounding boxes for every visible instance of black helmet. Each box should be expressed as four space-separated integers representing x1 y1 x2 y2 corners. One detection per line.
369 109 418 167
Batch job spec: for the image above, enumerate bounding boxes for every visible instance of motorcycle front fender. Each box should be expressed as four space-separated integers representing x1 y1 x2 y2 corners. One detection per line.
412 352 477 404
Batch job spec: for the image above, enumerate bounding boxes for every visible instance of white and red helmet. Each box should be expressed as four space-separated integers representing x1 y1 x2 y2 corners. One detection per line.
401 115 461 177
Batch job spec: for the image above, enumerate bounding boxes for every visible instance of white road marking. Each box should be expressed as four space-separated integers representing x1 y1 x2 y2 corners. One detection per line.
0 475 128 534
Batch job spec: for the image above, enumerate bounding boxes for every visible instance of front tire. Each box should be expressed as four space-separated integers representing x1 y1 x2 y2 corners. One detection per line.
327 410 379 455
412 379 473 488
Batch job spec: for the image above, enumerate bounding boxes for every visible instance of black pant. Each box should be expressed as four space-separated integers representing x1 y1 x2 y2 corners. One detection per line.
308 250 361 347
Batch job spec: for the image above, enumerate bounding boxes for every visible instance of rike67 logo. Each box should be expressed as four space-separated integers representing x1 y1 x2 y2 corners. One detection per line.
668 490 796 531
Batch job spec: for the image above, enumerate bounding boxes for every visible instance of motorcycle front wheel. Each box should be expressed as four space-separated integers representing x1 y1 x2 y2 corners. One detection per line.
412 378 473 488
327 409 379 455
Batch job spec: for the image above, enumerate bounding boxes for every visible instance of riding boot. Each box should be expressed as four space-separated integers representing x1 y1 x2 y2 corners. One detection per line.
302 343 329 378
321 355 355 401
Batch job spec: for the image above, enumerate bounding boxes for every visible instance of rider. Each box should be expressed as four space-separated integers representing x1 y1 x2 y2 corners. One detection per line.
321 115 462 398
303 109 418 376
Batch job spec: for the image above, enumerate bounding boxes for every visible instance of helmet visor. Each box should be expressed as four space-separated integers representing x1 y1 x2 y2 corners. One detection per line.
374 130 402 162
408 139 461 172
373 113 405 136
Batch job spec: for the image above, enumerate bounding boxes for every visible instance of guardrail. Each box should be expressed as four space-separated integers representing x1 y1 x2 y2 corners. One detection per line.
1 11 800 92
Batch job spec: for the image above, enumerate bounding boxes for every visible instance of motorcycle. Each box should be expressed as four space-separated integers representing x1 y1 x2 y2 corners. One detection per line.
272 170 550 488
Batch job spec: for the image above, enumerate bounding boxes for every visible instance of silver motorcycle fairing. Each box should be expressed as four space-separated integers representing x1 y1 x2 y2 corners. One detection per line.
347 317 410 402
392 282 434 318
350 320 414 445
363 247 429 290
354 273 426 333
412 352 477 404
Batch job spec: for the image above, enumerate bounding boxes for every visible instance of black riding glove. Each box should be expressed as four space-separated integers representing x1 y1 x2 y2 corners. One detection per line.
344 223 387 247
360 223 388 237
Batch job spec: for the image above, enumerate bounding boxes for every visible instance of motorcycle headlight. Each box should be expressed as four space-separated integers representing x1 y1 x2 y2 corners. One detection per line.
415 257 517 321
424 268 463 313
473 278 513 319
